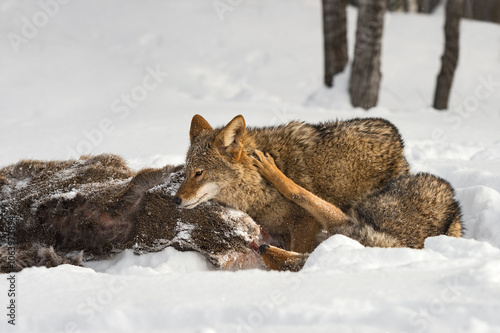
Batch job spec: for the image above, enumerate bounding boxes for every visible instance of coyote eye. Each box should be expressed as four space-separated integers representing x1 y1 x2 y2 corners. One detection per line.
194 170 204 177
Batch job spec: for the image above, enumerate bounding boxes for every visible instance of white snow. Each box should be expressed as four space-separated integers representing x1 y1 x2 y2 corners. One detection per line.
1 0 500 332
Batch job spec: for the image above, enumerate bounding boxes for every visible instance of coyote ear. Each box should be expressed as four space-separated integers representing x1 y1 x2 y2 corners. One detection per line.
190 114 213 142
216 115 246 157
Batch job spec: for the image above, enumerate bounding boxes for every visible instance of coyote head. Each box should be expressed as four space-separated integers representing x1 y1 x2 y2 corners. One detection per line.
173 114 255 209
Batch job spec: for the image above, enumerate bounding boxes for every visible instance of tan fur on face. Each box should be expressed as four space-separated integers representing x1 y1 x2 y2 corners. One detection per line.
178 182 221 209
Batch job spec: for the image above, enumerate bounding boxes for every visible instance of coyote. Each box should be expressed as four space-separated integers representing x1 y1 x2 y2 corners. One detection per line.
0 154 269 273
174 115 463 271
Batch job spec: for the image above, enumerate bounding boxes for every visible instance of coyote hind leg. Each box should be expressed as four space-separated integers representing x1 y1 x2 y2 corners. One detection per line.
252 150 349 230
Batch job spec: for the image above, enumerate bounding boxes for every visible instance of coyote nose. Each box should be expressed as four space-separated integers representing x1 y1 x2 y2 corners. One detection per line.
172 196 182 205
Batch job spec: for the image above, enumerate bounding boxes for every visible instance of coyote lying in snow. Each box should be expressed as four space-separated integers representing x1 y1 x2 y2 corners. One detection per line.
0 154 271 273
174 115 463 271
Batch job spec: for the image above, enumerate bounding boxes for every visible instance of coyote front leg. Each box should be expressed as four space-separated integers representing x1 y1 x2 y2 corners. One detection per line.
257 244 308 272
253 150 349 230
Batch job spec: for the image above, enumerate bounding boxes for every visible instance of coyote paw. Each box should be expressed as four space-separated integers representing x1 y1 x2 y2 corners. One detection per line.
252 150 281 182
252 150 298 199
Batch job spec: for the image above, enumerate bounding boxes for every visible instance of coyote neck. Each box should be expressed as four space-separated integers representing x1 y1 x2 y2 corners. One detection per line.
217 179 292 235
214 131 301 232
216 165 279 214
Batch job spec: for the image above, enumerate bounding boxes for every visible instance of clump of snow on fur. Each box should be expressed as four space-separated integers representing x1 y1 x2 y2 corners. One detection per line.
218 207 260 242
14 179 30 189
173 219 195 243
151 167 185 196
42 189 79 205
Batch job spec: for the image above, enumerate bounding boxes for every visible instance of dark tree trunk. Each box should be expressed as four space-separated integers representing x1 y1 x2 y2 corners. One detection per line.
463 0 500 24
349 0 386 110
463 0 473 17
386 0 408 11
433 0 463 110
351 0 422 12
418 0 441 13
322 0 349 87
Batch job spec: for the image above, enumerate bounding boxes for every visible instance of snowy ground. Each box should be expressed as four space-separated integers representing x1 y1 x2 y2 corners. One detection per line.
1 0 500 332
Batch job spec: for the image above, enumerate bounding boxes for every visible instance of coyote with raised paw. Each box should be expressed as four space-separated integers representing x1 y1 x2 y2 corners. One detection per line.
174 114 463 271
